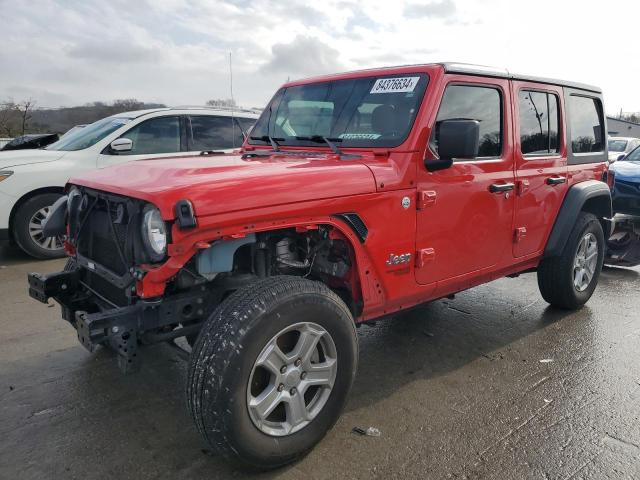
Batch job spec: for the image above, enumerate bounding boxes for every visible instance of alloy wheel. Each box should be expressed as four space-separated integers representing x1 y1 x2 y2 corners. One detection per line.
247 322 338 436
28 206 63 251
573 232 598 292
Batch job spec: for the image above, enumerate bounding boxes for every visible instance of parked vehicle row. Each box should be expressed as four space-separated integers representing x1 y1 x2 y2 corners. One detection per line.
28 63 615 468
608 136 640 162
0 107 258 258
605 144 640 266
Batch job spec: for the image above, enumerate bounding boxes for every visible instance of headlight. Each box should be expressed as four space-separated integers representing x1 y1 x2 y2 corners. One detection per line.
0 171 13 182
142 206 167 261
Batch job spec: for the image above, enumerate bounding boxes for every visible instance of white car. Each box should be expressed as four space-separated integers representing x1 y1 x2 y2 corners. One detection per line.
608 136 640 162
0 107 258 258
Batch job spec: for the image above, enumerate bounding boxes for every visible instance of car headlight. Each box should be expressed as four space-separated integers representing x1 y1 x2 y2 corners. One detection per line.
0 171 13 182
142 205 167 261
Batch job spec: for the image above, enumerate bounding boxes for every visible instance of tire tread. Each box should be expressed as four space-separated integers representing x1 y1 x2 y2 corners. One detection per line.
186 275 355 467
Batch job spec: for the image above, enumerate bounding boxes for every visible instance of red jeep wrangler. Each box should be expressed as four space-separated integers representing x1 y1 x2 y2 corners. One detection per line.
29 63 611 468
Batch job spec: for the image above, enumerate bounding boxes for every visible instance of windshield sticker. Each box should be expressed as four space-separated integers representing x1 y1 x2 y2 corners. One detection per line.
370 77 420 94
339 133 381 140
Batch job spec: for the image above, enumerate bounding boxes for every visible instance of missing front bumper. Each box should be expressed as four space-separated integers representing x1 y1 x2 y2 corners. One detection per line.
27 267 211 373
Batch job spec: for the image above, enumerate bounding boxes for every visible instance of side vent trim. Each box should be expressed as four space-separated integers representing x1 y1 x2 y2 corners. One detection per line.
333 213 368 243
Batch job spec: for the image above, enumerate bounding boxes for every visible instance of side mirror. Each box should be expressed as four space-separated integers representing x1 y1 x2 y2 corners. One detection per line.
110 138 133 153
617 153 626 161
425 119 480 172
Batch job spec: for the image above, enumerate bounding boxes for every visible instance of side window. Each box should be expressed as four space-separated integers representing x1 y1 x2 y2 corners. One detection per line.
569 96 604 153
120 116 181 155
519 90 560 155
432 84 502 158
190 115 244 150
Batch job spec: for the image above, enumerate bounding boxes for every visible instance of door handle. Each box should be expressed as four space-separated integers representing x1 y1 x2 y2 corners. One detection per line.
489 182 515 193
546 176 567 186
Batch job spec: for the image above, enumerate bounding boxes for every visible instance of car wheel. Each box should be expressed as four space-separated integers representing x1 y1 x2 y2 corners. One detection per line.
538 212 605 309
13 193 66 259
186 275 358 469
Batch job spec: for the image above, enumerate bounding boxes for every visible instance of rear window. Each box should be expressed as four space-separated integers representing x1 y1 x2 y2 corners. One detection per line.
569 96 604 154
608 139 628 152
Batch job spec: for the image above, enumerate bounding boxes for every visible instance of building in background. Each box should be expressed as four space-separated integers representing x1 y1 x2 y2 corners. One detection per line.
608 116 640 138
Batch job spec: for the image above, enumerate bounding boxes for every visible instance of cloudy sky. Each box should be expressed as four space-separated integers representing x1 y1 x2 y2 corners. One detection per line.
0 0 638 114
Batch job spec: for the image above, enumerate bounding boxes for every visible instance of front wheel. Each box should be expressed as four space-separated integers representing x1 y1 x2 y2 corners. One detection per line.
13 193 66 259
186 276 358 469
538 212 605 309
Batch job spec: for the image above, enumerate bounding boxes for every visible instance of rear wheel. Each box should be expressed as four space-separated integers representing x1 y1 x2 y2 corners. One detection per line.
538 212 604 309
186 276 358 469
13 193 65 259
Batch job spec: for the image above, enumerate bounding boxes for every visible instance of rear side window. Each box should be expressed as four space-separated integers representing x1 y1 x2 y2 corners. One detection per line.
432 85 502 158
519 91 560 155
569 96 604 153
190 115 244 150
122 116 181 155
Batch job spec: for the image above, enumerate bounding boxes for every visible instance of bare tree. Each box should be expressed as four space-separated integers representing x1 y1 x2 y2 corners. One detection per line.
16 99 36 135
0 99 18 137
206 98 236 108
112 98 145 111
620 113 640 124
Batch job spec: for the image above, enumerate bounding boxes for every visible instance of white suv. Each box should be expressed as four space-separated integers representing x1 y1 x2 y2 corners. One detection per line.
608 136 640 162
0 107 259 258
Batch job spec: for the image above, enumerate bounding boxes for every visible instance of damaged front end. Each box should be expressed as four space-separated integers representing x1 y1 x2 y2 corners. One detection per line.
27 186 360 373
27 187 215 372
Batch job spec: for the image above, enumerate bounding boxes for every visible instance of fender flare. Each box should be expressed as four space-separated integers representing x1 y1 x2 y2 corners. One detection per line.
544 180 612 258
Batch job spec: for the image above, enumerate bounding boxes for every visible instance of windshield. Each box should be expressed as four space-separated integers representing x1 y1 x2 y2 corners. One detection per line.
46 117 131 151
608 139 628 152
249 74 429 148
625 146 640 162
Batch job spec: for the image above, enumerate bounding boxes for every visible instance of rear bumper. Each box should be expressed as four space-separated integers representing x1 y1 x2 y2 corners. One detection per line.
28 264 211 372
0 228 9 242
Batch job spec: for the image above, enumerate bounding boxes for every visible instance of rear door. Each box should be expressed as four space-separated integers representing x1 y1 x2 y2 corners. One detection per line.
187 115 245 152
415 75 516 286
512 82 567 258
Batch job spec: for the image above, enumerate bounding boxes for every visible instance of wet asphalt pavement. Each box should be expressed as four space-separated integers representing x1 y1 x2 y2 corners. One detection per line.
1 244 639 479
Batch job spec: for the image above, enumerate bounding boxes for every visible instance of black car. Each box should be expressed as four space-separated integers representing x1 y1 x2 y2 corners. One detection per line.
0 133 59 151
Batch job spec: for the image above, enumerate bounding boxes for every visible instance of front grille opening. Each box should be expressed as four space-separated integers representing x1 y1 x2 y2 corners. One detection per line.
75 192 136 277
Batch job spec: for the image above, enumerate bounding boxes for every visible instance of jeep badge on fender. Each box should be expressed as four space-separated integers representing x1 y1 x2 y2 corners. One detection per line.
386 253 412 266
28 62 610 469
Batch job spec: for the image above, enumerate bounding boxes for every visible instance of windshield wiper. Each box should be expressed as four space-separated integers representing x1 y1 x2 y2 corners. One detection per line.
250 135 284 151
295 136 344 155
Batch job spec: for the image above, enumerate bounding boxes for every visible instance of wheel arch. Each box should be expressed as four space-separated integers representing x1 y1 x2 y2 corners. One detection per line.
543 180 612 258
142 215 383 319
8 186 65 241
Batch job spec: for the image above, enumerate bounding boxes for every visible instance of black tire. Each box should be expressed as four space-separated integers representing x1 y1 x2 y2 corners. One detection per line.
13 193 65 259
186 276 358 469
538 212 605 309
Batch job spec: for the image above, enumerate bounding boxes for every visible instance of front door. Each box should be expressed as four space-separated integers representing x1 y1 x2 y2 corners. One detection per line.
415 76 516 287
98 115 187 168
511 82 568 258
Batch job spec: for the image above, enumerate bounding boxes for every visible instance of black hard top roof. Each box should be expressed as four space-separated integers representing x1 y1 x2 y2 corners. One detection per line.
440 63 601 93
